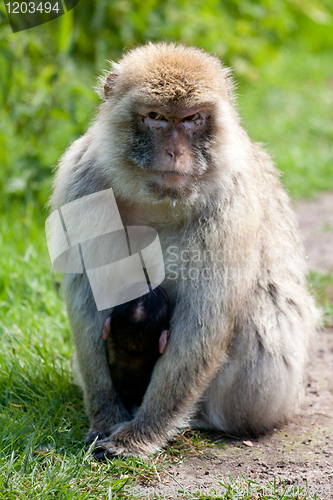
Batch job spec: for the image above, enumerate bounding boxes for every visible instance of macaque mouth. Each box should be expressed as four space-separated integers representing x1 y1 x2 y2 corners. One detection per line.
144 180 194 199
154 170 193 187
158 171 188 176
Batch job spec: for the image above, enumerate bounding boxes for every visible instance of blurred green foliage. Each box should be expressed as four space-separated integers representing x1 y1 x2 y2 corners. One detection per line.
0 0 332 207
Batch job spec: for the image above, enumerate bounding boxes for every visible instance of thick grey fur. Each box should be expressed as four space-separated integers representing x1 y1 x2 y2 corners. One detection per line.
50 43 319 458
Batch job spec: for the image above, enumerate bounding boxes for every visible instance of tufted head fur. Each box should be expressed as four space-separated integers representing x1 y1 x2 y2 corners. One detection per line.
98 43 234 107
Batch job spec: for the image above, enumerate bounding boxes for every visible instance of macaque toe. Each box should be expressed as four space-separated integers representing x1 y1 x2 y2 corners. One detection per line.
86 429 109 446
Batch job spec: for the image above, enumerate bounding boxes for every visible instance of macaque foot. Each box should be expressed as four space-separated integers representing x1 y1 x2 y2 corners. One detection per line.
86 428 110 446
91 422 158 460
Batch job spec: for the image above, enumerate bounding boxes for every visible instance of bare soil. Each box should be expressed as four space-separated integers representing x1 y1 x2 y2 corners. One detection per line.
296 192 333 272
131 193 333 499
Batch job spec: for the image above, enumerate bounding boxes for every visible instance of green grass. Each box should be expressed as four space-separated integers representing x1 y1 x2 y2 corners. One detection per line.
238 45 333 199
1 45 333 499
308 271 333 327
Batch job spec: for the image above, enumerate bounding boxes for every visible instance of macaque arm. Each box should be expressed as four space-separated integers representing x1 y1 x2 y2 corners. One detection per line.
94 297 229 457
63 273 131 443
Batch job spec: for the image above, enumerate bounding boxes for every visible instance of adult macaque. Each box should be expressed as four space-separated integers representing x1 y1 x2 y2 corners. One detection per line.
50 43 318 458
103 286 170 414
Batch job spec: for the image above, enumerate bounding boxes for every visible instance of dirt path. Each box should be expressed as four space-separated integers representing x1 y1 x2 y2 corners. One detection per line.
134 193 333 499
296 192 333 272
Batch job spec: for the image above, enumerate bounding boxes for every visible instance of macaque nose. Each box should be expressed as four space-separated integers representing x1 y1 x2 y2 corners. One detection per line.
163 131 191 173
165 145 184 160
165 132 186 166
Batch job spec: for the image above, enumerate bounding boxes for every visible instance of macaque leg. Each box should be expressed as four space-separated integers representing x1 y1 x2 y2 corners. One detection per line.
64 273 131 444
193 286 312 435
193 330 305 435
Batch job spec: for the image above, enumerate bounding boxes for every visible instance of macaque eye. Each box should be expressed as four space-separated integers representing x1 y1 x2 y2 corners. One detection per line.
181 112 207 129
141 111 168 128
148 112 167 121
182 113 200 122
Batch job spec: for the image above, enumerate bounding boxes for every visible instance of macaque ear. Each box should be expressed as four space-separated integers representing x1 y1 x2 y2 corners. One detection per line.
104 73 118 98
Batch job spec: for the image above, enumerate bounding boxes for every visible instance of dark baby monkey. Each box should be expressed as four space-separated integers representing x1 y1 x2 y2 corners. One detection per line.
103 287 170 413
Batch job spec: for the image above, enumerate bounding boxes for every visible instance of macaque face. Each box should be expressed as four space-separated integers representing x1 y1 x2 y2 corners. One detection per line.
128 103 215 200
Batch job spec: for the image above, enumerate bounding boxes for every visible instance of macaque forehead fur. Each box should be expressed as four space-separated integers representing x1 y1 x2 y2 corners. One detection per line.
98 42 233 106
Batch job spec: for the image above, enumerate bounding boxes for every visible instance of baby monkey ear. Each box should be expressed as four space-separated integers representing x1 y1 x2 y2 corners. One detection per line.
104 73 118 98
